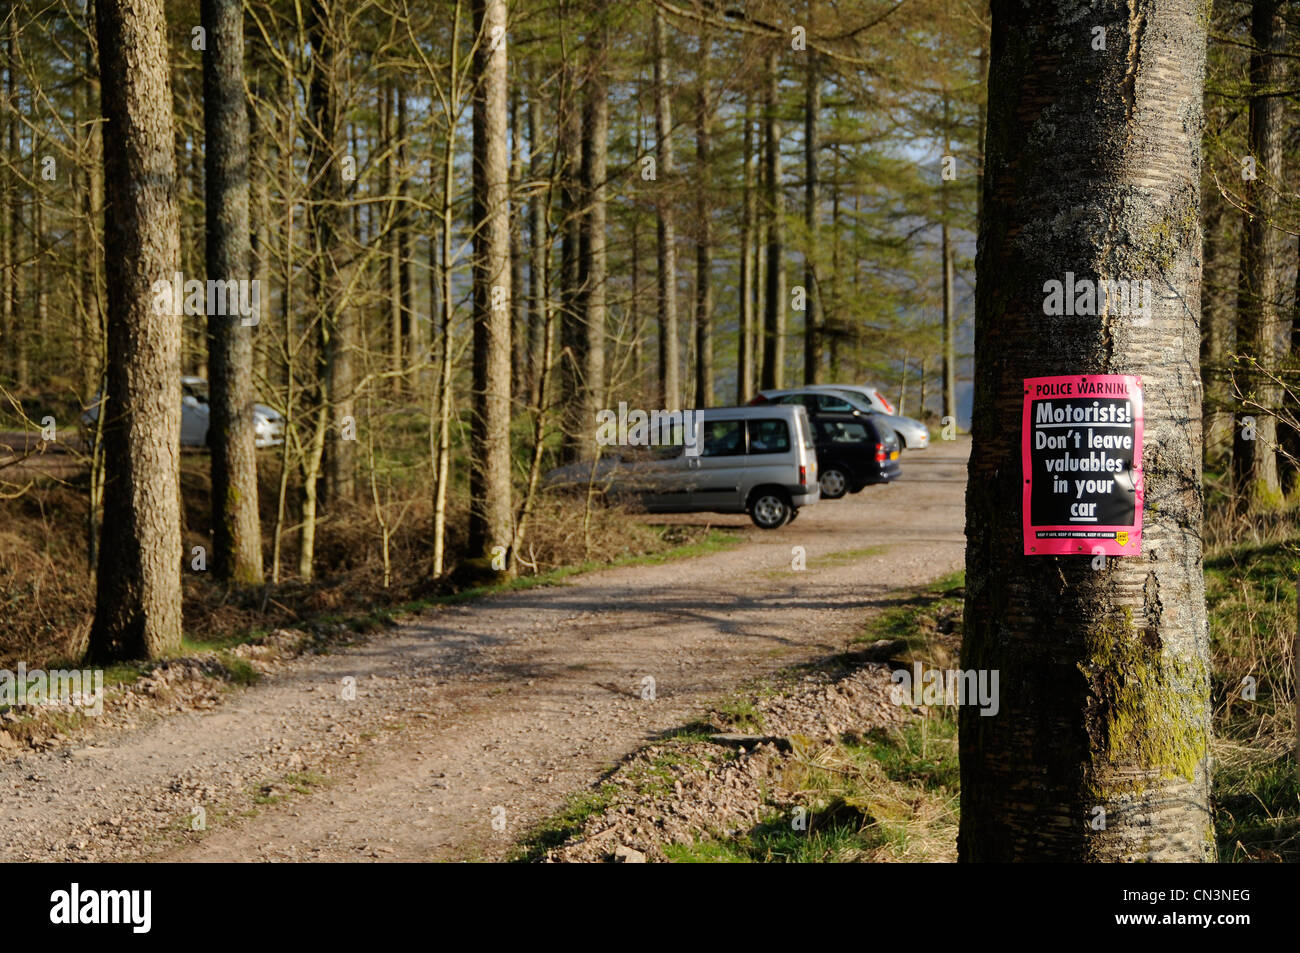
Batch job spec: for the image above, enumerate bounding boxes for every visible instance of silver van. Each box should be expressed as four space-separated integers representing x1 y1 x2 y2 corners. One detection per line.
544 404 820 529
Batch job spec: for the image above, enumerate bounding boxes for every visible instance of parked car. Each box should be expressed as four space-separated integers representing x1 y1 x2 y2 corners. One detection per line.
798 384 931 449
543 404 819 529
82 376 286 448
752 385 930 450
812 412 901 499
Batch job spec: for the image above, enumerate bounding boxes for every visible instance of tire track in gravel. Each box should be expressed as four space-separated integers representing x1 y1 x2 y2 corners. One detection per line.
0 438 968 862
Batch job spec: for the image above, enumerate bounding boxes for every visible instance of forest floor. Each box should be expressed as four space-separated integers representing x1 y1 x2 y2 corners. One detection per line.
0 438 968 862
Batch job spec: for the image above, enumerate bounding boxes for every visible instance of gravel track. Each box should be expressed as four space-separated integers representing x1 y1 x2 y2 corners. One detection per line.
0 438 968 862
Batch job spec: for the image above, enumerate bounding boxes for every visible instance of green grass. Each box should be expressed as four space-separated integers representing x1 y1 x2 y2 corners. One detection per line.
251 769 328 805
509 783 621 862
851 570 964 662
665 719 960 863
1204 534 1300 861
217 654 261 686
804 545 887 569
713 695 765 732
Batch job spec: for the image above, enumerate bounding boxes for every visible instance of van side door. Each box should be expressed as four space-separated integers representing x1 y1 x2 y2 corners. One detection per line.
641 442 693 511
687 418 747 511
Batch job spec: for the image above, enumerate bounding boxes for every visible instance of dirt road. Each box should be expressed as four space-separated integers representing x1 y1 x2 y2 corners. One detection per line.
0 438 968 862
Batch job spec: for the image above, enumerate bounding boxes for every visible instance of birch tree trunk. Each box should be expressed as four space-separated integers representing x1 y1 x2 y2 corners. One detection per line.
467 0 514 572
738 95 755 404
581 56 608 417
802 48 820 386
693 28 713 408
653 9 679 411
761 49 784 391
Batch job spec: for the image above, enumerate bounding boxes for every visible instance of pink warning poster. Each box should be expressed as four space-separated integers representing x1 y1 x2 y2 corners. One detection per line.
1022 375 1143 556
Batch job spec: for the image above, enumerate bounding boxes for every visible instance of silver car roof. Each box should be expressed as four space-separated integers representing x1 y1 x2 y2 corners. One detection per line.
690 405 806 418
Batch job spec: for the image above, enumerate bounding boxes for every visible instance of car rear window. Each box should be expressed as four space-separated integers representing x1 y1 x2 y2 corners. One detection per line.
747 419 791 454
819 420 871 444
814 394 856 413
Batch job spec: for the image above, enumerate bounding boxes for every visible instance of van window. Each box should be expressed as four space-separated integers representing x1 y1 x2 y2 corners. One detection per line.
819 420 871 444
747 419 791 454
701 420 744 457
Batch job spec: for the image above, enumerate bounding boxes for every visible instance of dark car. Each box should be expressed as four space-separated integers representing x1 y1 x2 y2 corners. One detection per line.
812 412 901 499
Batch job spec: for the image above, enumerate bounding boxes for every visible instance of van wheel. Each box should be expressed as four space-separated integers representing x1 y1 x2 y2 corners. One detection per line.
749 490 791 529
819 467 849 500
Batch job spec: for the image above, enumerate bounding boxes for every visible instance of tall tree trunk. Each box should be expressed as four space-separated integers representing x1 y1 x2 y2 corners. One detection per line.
941 89 956 423
88 0 183 662
761 49 784 391
396 89 414 383
527 92 546 410
754 155 767 385
510 88 527 403
917 357 926 418
941 224 956 422
270 64 297 584
467 0 513 571
202 0 263 585
653 9 679 411
34 181 47 365
1231 0 1284 509
693 27 713 408
317 2 353 507
431 55 457 577
802 48 820 385
79 28 105 403
960 0 1212 861
630 214 643 392
738 95 755 404
81 23 107 578
383 83 402 392
6 16 25 390
581 54 608 416
557 67 582 461
829 151 841 380
248 82 271 391
300 0 346 578
0 27 8 387
431 6 461 579
1285 233 1300 484
1201 196 1232 466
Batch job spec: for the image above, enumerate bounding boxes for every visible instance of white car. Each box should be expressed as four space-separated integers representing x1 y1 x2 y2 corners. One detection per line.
83 376 285 448
793 384 930 450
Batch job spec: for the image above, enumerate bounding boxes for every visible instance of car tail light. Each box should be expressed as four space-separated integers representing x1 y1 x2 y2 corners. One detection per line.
875 442 887 462
799 464 807 485
747 395 769 405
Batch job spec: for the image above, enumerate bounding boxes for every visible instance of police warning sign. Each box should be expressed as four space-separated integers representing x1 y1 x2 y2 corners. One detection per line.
1022 374 1143 556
